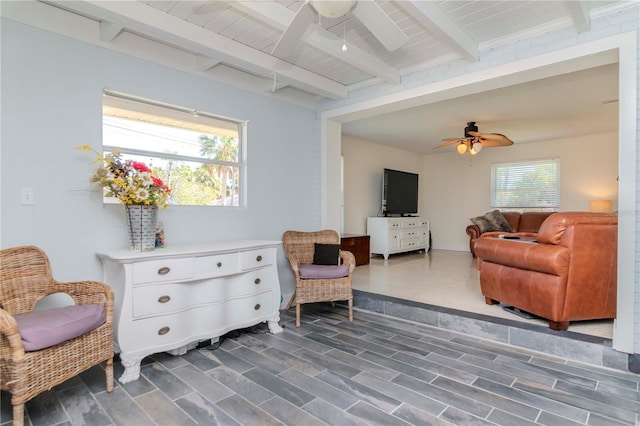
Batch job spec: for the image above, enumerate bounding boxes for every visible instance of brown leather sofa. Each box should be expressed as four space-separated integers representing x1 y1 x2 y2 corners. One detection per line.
466 211 553 257
474 212 617 330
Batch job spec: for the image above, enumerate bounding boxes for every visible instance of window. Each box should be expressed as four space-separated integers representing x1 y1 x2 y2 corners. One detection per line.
102 90 245 206
491 158 560 211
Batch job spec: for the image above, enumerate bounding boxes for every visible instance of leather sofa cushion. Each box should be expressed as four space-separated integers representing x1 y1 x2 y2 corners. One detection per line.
518 212 555 233
474 238 569 276
479 231 538 239
500 212 522 232
537 212 618 245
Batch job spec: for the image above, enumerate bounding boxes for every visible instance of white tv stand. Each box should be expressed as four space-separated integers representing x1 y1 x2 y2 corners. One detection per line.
367 217 430 260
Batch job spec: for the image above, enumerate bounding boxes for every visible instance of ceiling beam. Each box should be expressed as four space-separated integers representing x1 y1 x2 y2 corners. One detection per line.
263 72 289 94
398 0 478 62
565 1 591 33
228 0 401 85
195 56 221 72
99 21 123 42
46 0 348 99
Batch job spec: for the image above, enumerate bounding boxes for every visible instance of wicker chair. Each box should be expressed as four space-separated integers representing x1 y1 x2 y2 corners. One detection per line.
282 230 355 327
0 246 114 426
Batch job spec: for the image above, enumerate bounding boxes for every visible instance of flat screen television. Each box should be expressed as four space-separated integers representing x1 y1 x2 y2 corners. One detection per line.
382 168 419 216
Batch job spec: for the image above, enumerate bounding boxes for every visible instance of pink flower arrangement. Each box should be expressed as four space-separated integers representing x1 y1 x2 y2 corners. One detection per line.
78 146 171 208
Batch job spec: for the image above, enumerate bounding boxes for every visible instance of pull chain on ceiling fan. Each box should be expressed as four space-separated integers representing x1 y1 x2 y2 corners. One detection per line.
272 0 408 58
434 122 514 155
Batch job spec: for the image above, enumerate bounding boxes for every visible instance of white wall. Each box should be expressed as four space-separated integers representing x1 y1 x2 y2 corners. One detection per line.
343 132 618 251
0 19 321 301
341 135 423 234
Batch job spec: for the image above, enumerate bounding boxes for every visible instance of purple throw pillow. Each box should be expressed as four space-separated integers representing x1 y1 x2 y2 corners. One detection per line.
14 304 106 352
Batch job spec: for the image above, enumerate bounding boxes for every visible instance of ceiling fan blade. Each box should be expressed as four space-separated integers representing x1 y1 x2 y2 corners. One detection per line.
351 1 408 51
468 131 514 147
433 138 465 149
272 2 315 58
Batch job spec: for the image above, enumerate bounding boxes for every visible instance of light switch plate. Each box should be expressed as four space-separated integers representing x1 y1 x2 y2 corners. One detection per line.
21 187 34 205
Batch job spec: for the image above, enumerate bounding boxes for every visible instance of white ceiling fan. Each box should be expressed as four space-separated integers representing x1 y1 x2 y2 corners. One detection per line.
272 0 409 58
434 122 514 155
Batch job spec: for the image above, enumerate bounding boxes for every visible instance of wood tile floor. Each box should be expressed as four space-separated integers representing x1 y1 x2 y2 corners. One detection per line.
2 305 638 426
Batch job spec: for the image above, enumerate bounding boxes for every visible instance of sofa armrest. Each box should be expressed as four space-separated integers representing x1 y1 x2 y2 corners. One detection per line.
474 238 569 277
466 224 481 257
466 224 481 239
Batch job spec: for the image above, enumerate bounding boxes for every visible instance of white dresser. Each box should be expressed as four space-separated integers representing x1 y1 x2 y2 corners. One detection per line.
97 240 283 383
367 217 430 260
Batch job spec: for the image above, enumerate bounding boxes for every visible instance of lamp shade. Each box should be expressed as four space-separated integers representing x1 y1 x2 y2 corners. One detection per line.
470 142 483 155
589 199 612 212
456 142 468 154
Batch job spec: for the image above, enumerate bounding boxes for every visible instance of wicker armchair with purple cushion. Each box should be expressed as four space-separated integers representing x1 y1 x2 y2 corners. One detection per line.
282 230 355 327
0 246 114 426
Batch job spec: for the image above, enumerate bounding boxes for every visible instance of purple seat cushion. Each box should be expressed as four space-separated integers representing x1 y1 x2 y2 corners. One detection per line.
299 264 349 279
14 304 106 352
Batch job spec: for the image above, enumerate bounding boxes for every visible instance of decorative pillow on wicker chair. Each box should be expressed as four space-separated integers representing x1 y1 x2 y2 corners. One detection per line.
14 304 106 351
313 243 341 265
470 210 513 234
299 264 349 279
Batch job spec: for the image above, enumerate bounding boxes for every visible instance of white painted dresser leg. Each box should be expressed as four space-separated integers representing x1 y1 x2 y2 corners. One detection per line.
118 353 143 384
267 313 283 334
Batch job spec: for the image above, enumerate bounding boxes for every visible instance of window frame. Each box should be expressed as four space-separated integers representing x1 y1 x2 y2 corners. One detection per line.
102 89 247 207
490 157 560 211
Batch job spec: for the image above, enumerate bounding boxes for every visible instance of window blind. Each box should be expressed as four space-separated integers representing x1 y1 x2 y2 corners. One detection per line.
491 158 560 209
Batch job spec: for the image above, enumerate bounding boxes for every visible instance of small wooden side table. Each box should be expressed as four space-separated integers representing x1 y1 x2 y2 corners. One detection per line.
340 234 370 266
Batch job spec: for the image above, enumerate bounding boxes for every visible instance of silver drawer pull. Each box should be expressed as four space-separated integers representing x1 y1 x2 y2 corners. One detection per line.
157 267 171 276
217 262 222 268
158 295 171 303
254 303 261 310
158 326 170 335
254 278 261 285
256 255 263 262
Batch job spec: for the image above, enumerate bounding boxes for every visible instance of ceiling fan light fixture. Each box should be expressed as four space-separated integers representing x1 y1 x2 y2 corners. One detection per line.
310 0 356 18
464 121 479 138
342 21 347 52
470 141 483 154
435 121 513 154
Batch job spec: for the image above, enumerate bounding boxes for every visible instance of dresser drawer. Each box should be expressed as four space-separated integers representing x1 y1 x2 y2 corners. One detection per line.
387 219 402 229
132 258 194 285
225 290 274 324
194 253 240 278
132 271 276 318
401 229 420 239
126 291 274 350
401 219 420 228
240 248 275 270
400 238 421 250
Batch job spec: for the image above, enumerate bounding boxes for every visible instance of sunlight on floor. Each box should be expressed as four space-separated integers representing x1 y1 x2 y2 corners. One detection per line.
352 249 613 339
